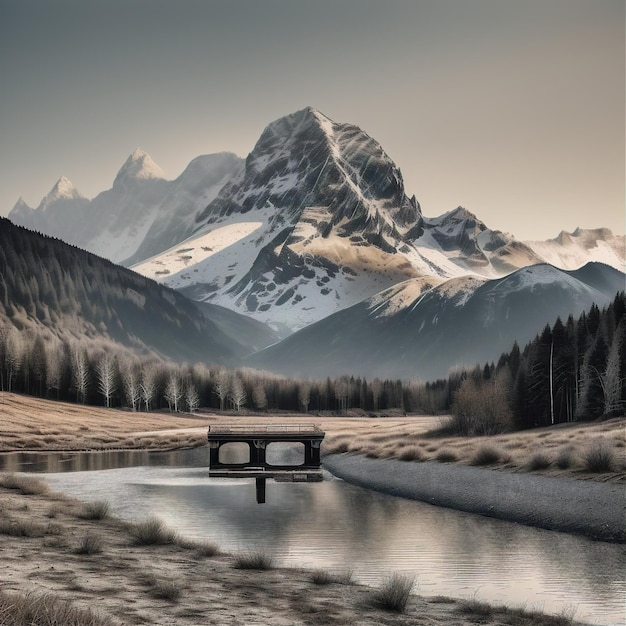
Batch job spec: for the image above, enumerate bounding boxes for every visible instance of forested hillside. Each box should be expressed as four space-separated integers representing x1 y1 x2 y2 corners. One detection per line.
0 218 245 366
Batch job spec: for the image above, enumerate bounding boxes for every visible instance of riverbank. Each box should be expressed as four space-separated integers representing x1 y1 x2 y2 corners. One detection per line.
0 474 593 626
323 454 626 543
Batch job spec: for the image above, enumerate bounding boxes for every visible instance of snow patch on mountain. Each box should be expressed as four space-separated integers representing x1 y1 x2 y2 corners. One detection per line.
133 220 265 279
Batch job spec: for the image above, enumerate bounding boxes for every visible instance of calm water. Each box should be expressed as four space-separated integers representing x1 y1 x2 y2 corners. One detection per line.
7 449 625 625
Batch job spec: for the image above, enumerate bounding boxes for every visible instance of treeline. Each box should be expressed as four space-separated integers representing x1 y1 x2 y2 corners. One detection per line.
0 286 623 430
0 324 419 414
423 291 626 434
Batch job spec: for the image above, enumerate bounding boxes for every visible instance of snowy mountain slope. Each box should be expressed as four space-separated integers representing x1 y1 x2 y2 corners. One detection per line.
246 262 625 380
133 107 432 331
422 207 545 276
525 228 625 272
8 150 242 264
130 109 624 332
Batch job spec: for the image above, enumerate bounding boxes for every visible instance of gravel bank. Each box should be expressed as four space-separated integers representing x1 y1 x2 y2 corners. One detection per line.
323 453 625 543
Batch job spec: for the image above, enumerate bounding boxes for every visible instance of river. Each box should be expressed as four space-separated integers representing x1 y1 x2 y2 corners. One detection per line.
4 448 624 625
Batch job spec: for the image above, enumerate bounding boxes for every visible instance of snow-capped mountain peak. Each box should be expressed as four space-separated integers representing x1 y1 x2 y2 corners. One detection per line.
38 176 84 211
113 148 165 187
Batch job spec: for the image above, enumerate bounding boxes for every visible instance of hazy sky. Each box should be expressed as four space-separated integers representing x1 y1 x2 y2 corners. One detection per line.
1 0 623 240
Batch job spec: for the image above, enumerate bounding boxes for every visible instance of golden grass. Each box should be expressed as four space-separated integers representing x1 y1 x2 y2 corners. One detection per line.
0 391 624 482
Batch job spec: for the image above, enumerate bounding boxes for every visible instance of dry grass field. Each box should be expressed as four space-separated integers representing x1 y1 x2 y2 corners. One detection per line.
1 392 624 482
322 415 626 482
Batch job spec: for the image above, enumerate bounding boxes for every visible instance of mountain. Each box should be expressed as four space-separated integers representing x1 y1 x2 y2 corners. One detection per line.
0 218 277 364
525 228 625 272
135 109 527 333
8 107 624 342
246 262 625 381
8 150 243 264
131 109 624 333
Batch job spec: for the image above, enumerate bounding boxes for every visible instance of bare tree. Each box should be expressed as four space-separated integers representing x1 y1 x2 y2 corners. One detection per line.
121 359 141 411
96 353 117 408
71 343 89 404
214 369 230 411
451 368 512 435
185 380 200 414
140 364 158 412
164 369 183 412
228 374 246 411
334 377 350 414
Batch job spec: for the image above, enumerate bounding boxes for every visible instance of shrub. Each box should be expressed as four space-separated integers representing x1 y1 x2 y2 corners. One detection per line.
398 445 424 461
370 573 414 613
584 439 615 472
149 579 182 602
0 473 50 495
129 517 178 546
470 445 501 466
232 549 275 570
78 501 110 520
75 533 104 555
527 452 552 471
435 448 458 463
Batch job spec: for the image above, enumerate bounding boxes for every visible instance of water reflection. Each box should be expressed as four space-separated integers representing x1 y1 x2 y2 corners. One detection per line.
8 451 625 625
0 448 206 473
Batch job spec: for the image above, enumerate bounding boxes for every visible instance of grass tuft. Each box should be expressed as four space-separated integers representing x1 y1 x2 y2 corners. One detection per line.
470 444 501 466
0 590 116 625
370 573 414 613
232 548 275 570
435 448 458 463
78 500 111 520
129 516 178 546
398 445 424 462
75 532 104 555
584 439 615 472
527 452 552 471
149 579 182 602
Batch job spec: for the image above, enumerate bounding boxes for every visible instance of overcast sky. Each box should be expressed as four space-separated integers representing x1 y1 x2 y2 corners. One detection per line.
0 0 623 240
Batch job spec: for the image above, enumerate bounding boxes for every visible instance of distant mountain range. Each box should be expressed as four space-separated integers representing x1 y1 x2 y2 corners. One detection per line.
10 150 243 265
6 107 625 380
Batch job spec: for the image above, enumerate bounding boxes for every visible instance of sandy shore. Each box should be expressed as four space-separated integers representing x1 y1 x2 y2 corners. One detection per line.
0 475 597 626
323 454 626 543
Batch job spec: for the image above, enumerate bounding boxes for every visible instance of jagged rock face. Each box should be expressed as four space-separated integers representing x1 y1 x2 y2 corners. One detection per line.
181 107 424 331
197 107 422 236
